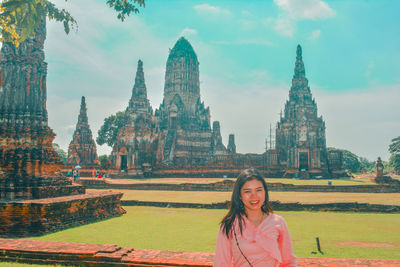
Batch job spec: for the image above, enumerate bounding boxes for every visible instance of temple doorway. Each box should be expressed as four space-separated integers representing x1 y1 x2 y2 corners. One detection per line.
120 155 127 171
299 152 309 171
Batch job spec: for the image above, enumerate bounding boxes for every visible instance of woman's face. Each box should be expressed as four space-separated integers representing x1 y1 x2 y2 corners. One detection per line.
240 179 265 212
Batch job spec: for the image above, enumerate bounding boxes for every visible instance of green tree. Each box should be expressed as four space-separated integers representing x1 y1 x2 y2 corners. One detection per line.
53 143 67 164
0 0 145 46
97 111 129 147
99 154 110 169
327 147 362 173
389 136 400 173
359 157 375 173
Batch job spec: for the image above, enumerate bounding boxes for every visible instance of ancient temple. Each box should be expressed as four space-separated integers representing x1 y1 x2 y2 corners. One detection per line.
106 40 343 177
0 20 63 195
0 21 124 237
211 121 227 156
274 45 337 178
227 134 236 155
111 60 158 170
67 96 99 167
154 37 220 166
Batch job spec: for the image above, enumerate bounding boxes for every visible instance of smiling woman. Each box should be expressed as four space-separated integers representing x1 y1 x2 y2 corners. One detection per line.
214 168 297 267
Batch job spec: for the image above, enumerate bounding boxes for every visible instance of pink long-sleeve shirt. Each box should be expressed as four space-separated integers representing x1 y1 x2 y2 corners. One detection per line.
214 213 297 267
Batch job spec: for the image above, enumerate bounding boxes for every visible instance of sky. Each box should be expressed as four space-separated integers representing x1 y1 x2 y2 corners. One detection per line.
45 0 400 161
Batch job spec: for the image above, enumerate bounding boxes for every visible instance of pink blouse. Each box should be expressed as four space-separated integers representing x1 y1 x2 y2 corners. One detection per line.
214 213 297 267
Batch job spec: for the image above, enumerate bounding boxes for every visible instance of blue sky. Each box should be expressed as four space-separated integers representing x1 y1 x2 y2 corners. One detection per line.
45 0 400 161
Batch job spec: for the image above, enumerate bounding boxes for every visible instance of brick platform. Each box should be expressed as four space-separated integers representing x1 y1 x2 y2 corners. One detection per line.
0 239 399 266
0 191 125 237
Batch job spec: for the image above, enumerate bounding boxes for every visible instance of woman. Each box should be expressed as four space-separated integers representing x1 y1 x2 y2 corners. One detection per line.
214 168 297 267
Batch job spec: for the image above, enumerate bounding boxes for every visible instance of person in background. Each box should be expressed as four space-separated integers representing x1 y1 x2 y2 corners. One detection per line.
214 168 297 267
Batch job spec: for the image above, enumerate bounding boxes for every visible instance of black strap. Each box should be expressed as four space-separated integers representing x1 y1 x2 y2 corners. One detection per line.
233 228 253 267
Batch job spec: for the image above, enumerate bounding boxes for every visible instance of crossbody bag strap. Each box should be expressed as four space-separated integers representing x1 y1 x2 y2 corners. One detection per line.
233 228 253 267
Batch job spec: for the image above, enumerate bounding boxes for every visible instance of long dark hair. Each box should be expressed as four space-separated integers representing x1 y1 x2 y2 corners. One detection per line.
220 168 273 238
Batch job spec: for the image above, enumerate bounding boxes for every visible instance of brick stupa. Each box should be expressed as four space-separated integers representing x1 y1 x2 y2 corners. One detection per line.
0 21 125 237
67 96 99 168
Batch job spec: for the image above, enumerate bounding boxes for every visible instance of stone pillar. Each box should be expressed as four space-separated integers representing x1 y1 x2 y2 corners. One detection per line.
0 20 63 200
376 157 384 178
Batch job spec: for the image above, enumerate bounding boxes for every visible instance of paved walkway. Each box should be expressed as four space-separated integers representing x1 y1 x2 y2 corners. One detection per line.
0 239 399 266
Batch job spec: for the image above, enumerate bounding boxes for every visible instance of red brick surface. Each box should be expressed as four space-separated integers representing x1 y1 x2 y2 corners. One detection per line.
0 238 399 266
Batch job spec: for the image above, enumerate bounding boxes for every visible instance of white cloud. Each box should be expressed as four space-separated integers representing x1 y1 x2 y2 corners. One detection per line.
274 0 336 20
266 0 335 37
314 84 400 161
193 4 232 18
180 28 198 37
211 39 274 47
239 19 257 30
273 15 296 37
309 29 321 40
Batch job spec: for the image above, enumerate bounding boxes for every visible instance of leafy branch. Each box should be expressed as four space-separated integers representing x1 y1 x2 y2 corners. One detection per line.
0 0 145 46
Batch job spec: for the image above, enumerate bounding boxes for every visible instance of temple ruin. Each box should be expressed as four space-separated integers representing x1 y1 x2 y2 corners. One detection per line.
67 96 99 167
0 21 124 237
108 39 344 177
271 45 342 178
111 38 230 171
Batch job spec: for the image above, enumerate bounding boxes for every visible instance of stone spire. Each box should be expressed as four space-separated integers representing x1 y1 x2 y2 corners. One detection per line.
0 19 62 183
211 121 227 155
275 45 328 177
289 44 311 97
67 96 99 166
131 60 147 100
127 60 151 114
293 44 306 79
227 134 236 155
163 37 200 115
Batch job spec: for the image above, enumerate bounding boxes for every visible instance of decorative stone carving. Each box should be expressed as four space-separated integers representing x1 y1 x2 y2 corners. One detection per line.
274 45 331 177
227 134 236 155
111 60 158 171
0 20 125 237
155 37 214 166
0 20 64 199
67 96 99 167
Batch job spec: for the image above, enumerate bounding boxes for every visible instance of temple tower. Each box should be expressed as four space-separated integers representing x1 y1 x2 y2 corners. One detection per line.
155 37 212 166
211 121 227 155
227 134 236 155
0 21 125 237
163 37 200 115
111 60 157 171
67 96 99 167
275 45 328 177
0 20 63 199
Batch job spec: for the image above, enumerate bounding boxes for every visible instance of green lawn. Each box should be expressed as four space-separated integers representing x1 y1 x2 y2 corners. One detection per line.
88 189 400 205
26 207 400 260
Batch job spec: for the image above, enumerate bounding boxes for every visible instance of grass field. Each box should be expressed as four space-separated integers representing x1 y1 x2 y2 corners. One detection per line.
88 189 400 205
108 177 375 185
26 207 400 260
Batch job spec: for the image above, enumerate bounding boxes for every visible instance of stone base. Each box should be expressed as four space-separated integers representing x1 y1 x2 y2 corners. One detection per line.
0 191 126 237
0 238 399 266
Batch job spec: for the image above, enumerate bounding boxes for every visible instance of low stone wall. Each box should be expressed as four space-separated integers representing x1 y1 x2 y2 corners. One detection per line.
80 179 400 193
0 191 126 237
1 239 399 267
121 200 400 213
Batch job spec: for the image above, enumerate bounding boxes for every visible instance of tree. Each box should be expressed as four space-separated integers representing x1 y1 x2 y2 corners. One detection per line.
327 147 362 173
0 0 145 46
98 154 110 169
53 143 67 164
97 111 129 147
389 136 400 174
359 157 375 173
